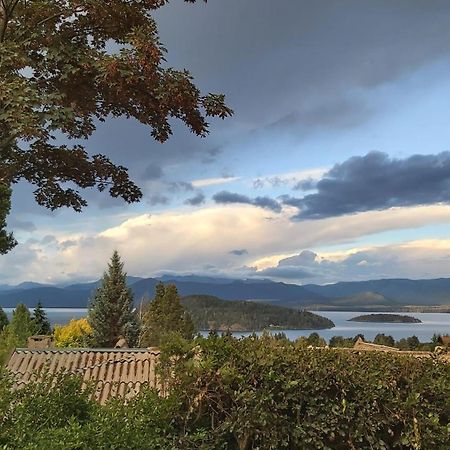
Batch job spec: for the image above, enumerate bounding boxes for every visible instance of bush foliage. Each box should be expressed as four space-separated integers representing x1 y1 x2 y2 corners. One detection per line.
1 335 449 449
53 318 92 348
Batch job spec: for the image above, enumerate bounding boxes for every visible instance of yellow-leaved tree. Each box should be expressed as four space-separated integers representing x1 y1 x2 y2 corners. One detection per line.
54 318 92 348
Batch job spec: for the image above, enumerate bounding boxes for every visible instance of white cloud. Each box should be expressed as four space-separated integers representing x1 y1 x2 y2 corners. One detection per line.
191 176 241 188
1 203 450 284
254 239 450 284
252 167 328 189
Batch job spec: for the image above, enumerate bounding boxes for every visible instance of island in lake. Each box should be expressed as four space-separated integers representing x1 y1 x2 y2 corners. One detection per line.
349 313 422 324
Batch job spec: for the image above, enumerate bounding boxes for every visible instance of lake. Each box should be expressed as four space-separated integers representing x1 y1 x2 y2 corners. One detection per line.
4 308 450 342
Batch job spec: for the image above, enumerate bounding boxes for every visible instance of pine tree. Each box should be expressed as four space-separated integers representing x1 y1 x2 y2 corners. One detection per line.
0 307 8 331
32 301 51 335
10 304 37 344
140 283 196 347
0 303 36 363
88 251 139 347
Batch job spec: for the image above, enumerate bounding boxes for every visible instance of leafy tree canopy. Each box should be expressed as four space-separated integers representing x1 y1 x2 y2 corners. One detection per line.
0 0 232 249
374 333 395 347
0 184 16 254
53 317 92 348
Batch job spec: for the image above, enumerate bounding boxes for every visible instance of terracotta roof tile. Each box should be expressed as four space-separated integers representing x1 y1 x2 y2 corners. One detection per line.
6 348 161 404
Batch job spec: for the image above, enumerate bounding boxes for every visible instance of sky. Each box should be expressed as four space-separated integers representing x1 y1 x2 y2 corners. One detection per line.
4 0 450 285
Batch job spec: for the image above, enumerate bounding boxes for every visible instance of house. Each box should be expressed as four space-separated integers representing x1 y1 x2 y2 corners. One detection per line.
6 346 162 404
438 335 450 346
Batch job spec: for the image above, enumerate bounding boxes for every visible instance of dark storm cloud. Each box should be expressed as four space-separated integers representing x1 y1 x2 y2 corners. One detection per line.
184 192 206 206
157 0 450 133
168 181 194 193
293 178 317 192
142 163 164 180
76 0 450 190
266 97 374 134
257 266 314 280
286 152 450 220
213 191 282 212
11 0 450 224
229 249 248 256
147 194 170 206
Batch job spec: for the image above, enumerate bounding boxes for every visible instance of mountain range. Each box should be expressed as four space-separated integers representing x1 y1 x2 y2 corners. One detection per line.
0 275 450 310
0 275 450 311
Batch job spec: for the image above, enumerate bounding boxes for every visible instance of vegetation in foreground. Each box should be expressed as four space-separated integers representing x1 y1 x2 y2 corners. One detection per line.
0 334 449 449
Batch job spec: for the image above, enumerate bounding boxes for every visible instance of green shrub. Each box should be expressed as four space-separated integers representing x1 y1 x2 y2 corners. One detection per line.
162 335 450 450
0 335 449 449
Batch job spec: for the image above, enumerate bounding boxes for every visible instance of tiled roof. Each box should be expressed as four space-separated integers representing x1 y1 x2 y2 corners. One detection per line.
353 338 399 352
6 348 161 404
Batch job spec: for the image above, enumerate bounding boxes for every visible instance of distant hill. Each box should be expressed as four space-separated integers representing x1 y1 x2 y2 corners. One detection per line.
304 278 450 305
132 278 325 305
0 287 88 308
181 295 335 331
306 291 399 311
1 276 450 310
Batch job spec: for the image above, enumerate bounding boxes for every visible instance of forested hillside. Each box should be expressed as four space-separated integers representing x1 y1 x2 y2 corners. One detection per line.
181 295 334 330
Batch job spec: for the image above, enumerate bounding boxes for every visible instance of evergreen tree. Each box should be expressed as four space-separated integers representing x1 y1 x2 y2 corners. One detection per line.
0 303 37 363
406 335 420 350
32 301 51 335
0 307 8 331
88 251 139 347
140 283 196 347
9 303 37 345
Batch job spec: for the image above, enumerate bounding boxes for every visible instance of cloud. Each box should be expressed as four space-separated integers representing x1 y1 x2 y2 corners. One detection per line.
286 152 450 219
254 242 450 284
184 192 206 206
252 168 327 190
213 191 282 212
201 146 223 164
167 181 194 192
192 176 240 188
3 203 450 284
7 217 36 232
266 96 374 134
147 194 170 206
142 163 164 180
229 249 248 256
293 178 317 192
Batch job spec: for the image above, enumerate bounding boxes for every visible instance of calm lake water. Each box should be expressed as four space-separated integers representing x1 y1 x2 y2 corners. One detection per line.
4 308 450 342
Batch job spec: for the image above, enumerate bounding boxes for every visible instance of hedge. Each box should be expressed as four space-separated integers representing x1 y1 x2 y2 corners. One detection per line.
0 334 449 449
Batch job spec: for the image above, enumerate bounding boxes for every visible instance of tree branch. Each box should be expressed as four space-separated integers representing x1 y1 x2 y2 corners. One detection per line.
0 0 20 42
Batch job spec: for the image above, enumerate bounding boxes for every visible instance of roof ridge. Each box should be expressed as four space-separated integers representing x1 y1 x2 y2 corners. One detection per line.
15 347 160 353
